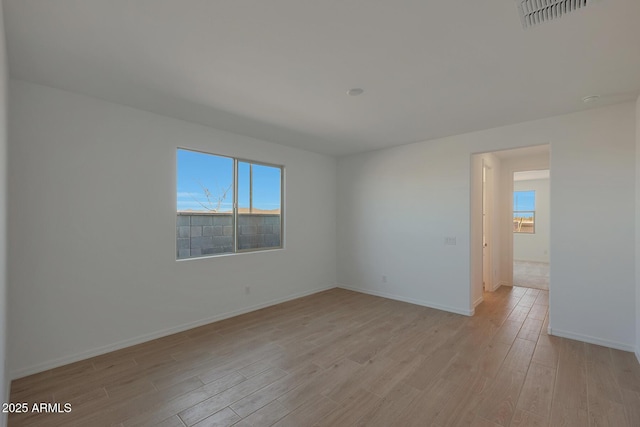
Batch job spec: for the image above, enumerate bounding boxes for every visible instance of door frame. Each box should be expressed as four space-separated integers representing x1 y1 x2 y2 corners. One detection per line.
470 146 550 315
482 161 493 293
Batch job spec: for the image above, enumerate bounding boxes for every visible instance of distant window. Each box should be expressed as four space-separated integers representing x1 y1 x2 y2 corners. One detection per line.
176 149 283 259
513 190 535 234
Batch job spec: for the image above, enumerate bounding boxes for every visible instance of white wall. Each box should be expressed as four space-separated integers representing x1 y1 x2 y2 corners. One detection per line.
513 178 550 263
337 102 636 350
7 80 337 378
0 2 8 426
636 94 640 362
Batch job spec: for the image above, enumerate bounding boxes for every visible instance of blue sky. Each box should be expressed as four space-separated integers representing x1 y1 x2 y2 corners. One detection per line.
514 190 535 218
177 149 281 212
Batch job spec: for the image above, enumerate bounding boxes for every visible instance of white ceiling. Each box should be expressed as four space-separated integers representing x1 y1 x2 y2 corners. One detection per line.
4 0 640 157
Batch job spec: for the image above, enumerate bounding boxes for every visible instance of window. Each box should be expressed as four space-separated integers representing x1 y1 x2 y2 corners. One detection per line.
176 148 283 259
513 190 535 233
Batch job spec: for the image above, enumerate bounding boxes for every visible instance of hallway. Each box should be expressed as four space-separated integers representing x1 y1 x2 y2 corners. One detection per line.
513 261 549 291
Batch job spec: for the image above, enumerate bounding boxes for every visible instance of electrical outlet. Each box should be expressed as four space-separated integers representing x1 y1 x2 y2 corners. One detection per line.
244 286 251 295
382 275 387 283
444 237 457 245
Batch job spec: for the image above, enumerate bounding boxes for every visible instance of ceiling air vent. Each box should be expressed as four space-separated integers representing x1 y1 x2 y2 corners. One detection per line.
517 0 594 28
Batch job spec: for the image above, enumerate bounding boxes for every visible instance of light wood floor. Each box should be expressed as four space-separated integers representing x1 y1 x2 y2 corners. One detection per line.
9 286 640 427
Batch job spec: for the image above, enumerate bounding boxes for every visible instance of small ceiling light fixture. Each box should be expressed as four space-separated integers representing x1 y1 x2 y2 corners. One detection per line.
582 95 600 104
347 88 364 96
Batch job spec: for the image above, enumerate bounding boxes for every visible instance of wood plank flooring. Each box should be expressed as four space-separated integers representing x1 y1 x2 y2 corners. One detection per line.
8 286 640 426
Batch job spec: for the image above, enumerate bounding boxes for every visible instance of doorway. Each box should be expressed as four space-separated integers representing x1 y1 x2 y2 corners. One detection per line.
512 169 550 290
470 145 550 313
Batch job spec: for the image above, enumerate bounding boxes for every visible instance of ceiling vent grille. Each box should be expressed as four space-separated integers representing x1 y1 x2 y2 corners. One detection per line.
517 0 593 28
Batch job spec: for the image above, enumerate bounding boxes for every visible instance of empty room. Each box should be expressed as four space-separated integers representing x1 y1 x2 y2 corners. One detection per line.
1 1 640 426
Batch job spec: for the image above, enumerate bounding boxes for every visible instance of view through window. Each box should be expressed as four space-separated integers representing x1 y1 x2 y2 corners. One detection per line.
176 149 283 259
513 190 535 233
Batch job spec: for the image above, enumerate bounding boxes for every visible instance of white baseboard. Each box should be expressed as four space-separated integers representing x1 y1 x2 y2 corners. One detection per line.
473 296 483 308
548 327 636 353
337 284 474 316
492 281 508 291
10 284 336 380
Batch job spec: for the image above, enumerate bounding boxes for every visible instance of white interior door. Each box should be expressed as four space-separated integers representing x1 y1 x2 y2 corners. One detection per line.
482 163 492 291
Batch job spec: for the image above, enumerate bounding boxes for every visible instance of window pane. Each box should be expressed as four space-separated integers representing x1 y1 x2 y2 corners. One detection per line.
513 211 535 233
513 190 535 234
514 191 535 211
176 149 234 259
237 162 282 251
252 164 282 213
